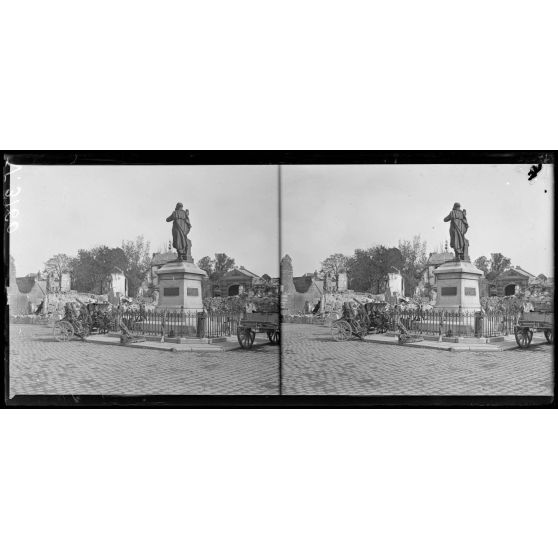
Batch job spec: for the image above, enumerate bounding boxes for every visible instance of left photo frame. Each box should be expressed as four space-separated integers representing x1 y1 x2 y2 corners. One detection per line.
4 154 281 404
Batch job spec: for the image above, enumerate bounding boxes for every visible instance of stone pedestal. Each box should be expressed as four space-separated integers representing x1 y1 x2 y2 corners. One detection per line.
155 260 207 311
433 260 483 312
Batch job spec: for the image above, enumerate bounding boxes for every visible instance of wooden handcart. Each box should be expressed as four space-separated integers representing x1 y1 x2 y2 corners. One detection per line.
514 308 553 349
237 312 279 349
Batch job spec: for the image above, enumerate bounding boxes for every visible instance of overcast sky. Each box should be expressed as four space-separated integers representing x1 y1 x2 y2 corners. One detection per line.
9 165 279 277
281 164 554 277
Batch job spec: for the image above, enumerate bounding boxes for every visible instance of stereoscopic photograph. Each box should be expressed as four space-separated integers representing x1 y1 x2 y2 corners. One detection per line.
6 162 280 398
280 163 554 396
4 155 555 404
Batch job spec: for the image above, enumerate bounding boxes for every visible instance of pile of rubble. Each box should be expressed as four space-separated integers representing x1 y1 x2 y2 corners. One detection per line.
322 292 387 315
480 294 553 313
203 295 279 313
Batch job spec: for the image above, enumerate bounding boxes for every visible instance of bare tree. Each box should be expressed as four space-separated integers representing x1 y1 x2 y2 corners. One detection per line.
44 253 72 290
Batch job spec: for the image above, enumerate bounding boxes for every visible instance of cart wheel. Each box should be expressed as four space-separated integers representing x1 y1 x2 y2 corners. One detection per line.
237 327 256 349
267 330 280 345
53 320 74 342
331 320 351 341
515 328 533 349
544 329 553 344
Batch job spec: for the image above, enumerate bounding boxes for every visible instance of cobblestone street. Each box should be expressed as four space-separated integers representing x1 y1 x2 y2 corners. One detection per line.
8 325 279 397
282 324 554 396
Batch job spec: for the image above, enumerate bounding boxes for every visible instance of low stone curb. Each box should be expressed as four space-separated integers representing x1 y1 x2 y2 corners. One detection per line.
83 335 271 353
362 334 549 353
84 336 224 353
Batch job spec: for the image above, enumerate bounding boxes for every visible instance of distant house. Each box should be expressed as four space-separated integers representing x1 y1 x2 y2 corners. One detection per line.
47 271 71 293
494 266 535 296
387 272 404 299
44 270 71 293
149 251 176 287
216 266 260 297
106 267 128 301
337 271 348 292
417 251 455 296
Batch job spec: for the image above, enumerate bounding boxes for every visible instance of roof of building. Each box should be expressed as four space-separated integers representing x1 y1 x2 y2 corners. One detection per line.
293 276 323 295
426 251 454 266
151 252 176 266
498 266 535 279
15 277 47 295
222 267 260 280
16 277 35 294
514 266 535 277
237 266 260 278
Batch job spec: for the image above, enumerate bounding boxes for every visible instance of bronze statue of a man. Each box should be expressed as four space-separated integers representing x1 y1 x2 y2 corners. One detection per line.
444 202 469 261
166 203 192 261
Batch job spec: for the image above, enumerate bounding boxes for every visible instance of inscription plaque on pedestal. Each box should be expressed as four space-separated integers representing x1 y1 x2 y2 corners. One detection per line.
441 287 458 296
164 287 180 296
464 287 477 296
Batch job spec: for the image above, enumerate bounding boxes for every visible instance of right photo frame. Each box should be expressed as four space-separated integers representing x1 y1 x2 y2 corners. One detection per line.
279 161 554 399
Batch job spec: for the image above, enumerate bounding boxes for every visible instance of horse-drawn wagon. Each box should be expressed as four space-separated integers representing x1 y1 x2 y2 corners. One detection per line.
330 301 392 341
53 302 94 342
52 301 145 344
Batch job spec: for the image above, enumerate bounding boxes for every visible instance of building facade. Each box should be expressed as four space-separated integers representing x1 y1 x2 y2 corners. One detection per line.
215 266 261 297
493 266 536 296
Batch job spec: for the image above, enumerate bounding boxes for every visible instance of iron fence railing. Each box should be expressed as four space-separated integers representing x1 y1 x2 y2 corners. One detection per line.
108 309 245 338
385 308 519 338
204 311 244 338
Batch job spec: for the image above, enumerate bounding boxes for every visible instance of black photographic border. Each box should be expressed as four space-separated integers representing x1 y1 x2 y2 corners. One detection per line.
3 150 556 408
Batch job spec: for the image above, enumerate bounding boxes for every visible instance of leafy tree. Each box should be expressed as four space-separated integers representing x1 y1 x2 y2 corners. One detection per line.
474 253 512 282
92 246 128 293
70 246 128 294
44 253 72 289
474 256 490 275
121 236 151 297
398 235 427 296
347 248 374 292
488 253 512 280
370 246 404 294
320 253 349 291
346 246 404 293
70 250 97 293
197 256 215 277
213 253 235 280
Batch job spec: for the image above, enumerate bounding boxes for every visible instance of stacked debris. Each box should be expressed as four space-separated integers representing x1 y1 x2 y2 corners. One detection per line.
480 294 553 314
203 295 279 313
